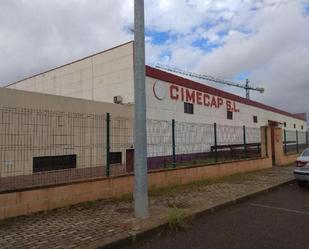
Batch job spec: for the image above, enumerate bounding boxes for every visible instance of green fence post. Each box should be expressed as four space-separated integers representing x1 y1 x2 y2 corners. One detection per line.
106 113 110 176
243 125 247 158
172 119 176 168
284 129 287 154
214 123 218 163
306 131 308 148
296 130 299 153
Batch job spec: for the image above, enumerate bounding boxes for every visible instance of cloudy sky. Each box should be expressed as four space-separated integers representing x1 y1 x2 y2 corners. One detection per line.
0 0 309 118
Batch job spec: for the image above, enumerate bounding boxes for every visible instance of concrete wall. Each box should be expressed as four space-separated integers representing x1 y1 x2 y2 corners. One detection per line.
0 88 133 177
7 42 134 104
0 156 272 220
0 85 133 116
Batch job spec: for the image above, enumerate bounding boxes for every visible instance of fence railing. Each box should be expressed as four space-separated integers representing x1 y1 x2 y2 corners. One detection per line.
283 129 308 155
146 120 262 169
0 107 108 191
0 106 263 192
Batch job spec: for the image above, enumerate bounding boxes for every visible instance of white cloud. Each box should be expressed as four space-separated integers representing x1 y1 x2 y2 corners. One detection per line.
0 0 308 119
194 0 309 114
0 0 133 84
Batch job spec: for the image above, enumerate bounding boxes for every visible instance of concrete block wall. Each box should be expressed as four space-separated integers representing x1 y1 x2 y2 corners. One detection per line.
0 87 133 178
7 42 135 104
0 156 272 220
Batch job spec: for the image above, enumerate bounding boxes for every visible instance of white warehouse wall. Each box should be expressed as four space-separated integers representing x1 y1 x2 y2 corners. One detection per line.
146 76 307 131
7 41 134 104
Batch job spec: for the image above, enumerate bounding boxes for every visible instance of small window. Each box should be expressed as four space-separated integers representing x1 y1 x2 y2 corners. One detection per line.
294 124 296 129
227 111 233 120
284 122 287 127
33 154 76 173
253 116 258 123
110 152 122 164
301 125 304 130
184 102 194 114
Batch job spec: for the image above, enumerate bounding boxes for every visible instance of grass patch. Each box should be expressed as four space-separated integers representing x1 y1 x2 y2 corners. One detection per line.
149 178 210 197
167 208 192 231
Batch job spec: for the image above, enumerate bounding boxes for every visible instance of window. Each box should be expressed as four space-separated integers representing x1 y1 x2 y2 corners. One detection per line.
302 149 309 157
294 124 296 129
184 102 194 114
253 116 258 123
227 111 233 120
33 154 76 173
301 125 304 130
110 152 122 164
284 122 287 127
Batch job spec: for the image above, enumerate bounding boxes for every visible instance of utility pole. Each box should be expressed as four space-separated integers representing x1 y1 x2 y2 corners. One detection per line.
133 0 149 218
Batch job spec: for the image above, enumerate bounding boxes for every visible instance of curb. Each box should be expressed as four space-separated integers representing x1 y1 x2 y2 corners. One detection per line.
99 179 295 249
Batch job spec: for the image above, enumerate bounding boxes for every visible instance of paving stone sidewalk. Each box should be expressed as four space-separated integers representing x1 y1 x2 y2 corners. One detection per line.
0 166 294 249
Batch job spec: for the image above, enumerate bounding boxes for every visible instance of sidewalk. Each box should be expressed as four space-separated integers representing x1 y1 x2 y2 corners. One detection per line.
0 166 294 249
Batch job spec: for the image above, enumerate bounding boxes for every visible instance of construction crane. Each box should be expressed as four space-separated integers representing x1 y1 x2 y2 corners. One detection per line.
155 64 265 99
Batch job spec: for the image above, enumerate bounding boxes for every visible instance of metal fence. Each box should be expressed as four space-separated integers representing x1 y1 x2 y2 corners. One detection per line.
0 106 263 192
146 120 262 169
0 107 107 191
283 129 308 155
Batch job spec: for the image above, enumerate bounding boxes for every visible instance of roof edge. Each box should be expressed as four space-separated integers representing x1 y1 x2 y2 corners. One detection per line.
4 40 134 88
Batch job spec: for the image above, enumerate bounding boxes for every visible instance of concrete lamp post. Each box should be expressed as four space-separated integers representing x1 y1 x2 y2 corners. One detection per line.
133 0 149 218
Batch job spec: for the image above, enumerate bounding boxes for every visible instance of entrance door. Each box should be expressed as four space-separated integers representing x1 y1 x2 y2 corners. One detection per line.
126 149 134 173
268 120 279 166
270 127 275 165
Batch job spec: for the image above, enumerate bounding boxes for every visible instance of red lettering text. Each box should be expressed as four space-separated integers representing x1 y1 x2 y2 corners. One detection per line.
166 84 241 113
210 96 218 108
226 100 233 111
218 97 223 107
204 94 210 106
170 85 179 100
196 92 203 105
186 89 195 103
181 87 184 101
233 102 240 112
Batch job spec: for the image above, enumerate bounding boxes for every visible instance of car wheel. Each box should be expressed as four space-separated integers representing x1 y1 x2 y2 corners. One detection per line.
297 180 307 187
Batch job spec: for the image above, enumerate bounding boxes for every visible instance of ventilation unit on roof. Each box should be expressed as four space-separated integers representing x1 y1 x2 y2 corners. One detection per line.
113 95 123 104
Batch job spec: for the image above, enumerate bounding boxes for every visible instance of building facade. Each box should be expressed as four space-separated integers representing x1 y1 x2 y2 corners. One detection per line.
6 41 307 131
1 41 307 184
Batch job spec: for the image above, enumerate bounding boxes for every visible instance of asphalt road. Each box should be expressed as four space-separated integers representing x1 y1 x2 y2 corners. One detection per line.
119 182 309 249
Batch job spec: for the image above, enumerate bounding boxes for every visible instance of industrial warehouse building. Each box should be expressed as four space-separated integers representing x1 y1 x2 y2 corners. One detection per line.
0 41 307 188
6 41 306 129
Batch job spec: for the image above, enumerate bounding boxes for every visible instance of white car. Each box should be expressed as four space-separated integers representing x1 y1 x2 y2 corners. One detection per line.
294 148 309 187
